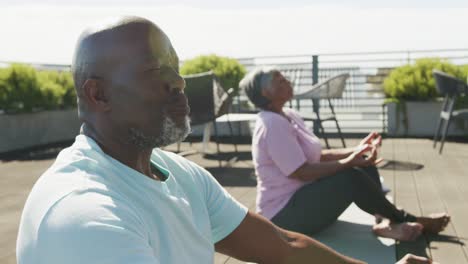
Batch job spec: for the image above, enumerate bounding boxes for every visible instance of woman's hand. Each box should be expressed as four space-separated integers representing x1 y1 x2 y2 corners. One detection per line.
343 144 383 167
359 131 382 148
321 132 381 162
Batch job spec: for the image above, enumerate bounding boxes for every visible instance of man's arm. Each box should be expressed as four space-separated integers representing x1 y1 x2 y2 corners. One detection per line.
215 211 365 264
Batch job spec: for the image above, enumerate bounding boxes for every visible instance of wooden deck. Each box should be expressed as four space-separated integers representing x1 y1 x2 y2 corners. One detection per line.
1 138 467 264
170 138 468 264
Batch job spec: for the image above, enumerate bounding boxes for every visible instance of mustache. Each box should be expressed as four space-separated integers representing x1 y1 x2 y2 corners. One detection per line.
163 100 190 116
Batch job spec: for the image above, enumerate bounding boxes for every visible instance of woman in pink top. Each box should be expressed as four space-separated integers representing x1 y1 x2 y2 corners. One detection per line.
240 68 450 241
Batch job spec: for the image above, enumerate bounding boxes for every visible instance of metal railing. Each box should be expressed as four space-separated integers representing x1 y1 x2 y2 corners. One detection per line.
234 48 468 134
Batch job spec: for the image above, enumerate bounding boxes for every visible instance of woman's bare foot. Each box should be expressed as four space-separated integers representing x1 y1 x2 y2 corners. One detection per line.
417 213 451 234
373 219 423 241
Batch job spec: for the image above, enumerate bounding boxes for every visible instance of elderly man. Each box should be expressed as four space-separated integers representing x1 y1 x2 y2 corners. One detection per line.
17 17 429 264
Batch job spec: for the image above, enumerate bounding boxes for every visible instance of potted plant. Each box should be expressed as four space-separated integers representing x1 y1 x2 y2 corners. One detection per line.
0 64 80 153
180 54 246 96
384 58 467 136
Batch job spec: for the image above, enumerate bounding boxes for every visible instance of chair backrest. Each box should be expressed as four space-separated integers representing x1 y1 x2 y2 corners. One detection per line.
294 73 350 100
183 71 233 125
433 70 467 97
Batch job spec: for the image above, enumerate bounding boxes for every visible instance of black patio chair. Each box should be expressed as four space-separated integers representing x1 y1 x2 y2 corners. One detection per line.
432 70 468 154
293 73 350 149
182 71 236 166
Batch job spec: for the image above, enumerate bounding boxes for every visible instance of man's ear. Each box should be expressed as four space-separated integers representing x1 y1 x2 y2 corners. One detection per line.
82 79 111 112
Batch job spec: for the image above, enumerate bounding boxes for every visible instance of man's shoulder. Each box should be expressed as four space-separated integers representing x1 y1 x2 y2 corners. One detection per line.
17 188 145 264
43 189 140 227
19 142 124 236
151 148 205 174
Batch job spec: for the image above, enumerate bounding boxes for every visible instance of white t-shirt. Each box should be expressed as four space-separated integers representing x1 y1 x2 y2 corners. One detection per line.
17 135 248 264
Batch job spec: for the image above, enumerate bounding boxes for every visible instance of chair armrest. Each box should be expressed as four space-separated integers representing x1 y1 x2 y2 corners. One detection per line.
219 88 235 102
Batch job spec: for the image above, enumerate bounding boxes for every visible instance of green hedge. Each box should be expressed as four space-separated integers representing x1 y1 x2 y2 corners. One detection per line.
384 58 465 101
0 64 76 113
180 54 246 95
459 64 468 81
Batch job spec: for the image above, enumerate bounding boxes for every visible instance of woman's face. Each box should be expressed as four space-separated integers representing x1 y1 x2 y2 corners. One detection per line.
263 71 293 105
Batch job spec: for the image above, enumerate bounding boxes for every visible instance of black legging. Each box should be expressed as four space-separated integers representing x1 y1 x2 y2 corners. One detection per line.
270 166 417 236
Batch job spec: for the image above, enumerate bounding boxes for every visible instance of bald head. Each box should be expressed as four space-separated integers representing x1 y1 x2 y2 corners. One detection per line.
71 17 179 116
71 16 188 149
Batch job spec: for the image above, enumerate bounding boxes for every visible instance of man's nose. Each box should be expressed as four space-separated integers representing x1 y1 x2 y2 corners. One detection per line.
170 72 186 94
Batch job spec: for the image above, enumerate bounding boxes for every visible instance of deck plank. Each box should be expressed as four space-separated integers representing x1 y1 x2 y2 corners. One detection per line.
409 140 465 263
451 155 468 260
390 139 431 260
420 145 468 263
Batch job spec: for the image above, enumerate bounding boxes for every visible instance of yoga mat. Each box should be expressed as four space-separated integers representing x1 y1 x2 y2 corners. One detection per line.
313 203 396 264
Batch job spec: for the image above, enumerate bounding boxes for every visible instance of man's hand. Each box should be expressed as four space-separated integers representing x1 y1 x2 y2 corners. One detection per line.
396 254 435 264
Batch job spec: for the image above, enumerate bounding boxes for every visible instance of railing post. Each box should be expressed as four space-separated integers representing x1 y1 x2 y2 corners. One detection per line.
312 55 320 135
312 55 319 84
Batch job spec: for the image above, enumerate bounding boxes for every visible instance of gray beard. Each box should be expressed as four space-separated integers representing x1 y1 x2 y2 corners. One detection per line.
129 115 191 149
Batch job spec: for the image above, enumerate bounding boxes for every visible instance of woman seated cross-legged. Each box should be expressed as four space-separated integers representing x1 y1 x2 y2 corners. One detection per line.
239 67 450 241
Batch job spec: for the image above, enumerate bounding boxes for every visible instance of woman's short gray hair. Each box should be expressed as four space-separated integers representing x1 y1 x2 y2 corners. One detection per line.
239 67 278 110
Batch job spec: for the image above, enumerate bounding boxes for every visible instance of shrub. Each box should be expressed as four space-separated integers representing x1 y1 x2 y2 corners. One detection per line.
0 64 76 113
0 64 43 113
384 58 462 101
458 64 468 81
180 54 246 95
39 70 76 108
37 71 67 110
455 64 468 108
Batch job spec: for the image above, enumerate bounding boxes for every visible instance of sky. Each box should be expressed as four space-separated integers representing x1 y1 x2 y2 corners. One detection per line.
0 0 467 65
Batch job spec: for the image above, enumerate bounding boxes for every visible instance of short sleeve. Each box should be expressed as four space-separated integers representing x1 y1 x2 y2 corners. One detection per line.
35 192 159 264
195 166 248 243
263 116 307 176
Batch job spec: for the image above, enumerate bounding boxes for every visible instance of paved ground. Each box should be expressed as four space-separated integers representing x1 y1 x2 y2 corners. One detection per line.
1 138 467 264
